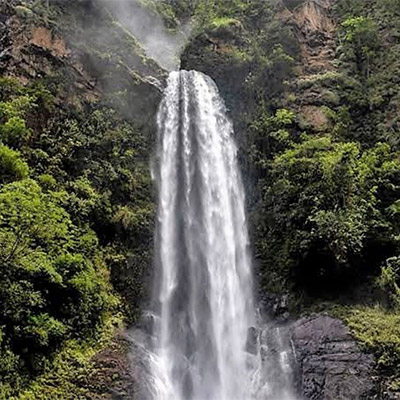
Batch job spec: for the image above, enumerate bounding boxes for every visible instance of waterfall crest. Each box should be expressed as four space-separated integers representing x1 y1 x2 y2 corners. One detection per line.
148 70 296 400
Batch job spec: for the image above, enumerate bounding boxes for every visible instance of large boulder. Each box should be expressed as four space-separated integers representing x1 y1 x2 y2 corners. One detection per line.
291 314 377 399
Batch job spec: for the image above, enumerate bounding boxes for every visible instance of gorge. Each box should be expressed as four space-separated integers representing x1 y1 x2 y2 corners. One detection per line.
1 0 400 399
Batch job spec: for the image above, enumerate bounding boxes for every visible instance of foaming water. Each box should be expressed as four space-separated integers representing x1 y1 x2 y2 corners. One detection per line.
146 70 296 400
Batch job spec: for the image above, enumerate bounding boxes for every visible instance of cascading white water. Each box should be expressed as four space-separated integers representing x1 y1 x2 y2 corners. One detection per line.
148 70 296 400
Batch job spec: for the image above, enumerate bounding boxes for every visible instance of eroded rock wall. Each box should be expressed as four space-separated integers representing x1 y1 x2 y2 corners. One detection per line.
0 0 165 125
291 315 377 400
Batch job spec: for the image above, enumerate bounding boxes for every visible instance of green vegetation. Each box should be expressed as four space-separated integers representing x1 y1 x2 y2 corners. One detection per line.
337 306 400 390
0 79 112 397
246 0 400 389
341 16 379 78
255 135 400 293
14 314 122 400
377 257 400 310
210 17 241 29
0 145 29 183
0 0 161 394
0 46 153 394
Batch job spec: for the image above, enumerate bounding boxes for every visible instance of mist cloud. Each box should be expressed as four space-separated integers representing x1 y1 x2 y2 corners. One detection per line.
99 0 189 71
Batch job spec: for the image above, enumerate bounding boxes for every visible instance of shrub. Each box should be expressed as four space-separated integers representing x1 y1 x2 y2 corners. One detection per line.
344 306 400 377
0 179 117 394
0 144 29 184
377 257 400 310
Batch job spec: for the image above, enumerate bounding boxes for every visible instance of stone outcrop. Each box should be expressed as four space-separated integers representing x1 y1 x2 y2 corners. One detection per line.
291 314 378 400
82 333 136 399
89 314 379 400
30 26 70 58
279 0 339 131
280 0 337 76
78 331 153 400
0 4 97 98
0 0 165 125
181 0 340 133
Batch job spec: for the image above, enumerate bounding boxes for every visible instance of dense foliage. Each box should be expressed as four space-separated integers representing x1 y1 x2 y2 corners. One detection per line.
0 60 153 396
257 136 400 292
219 0 400 298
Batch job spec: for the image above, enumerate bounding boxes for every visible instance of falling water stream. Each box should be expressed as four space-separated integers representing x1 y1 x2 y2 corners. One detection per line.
145 70 296 400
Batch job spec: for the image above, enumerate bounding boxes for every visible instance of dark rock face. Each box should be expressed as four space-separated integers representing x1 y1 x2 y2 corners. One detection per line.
291 315 377 400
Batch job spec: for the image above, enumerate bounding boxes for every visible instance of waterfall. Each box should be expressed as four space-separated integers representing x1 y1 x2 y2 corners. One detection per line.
147 70 296 400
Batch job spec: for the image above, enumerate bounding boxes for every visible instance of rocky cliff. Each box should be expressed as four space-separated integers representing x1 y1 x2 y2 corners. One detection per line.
1 1 165 118
1 0 400 399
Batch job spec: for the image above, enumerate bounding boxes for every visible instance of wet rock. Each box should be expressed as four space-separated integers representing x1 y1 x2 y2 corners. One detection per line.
260 292 291 322
0 13 8 23
291 314 377 400
246 326 259 355
81 332 138 399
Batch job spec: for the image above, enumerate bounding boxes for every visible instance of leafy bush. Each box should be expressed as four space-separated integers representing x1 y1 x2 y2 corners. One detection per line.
210 17 241 29
0 94 36 147
0 179 117 395
340 16 379 78
377 257 400 309
249 108 295 167
0 145 29 183
257 136 400 292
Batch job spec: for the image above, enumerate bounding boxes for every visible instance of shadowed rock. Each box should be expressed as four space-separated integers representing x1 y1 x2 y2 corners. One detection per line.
291 314 377 400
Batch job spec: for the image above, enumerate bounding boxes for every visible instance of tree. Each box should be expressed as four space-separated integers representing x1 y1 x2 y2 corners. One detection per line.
341 17 379 78
257 135 400 292
0 179 116 389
